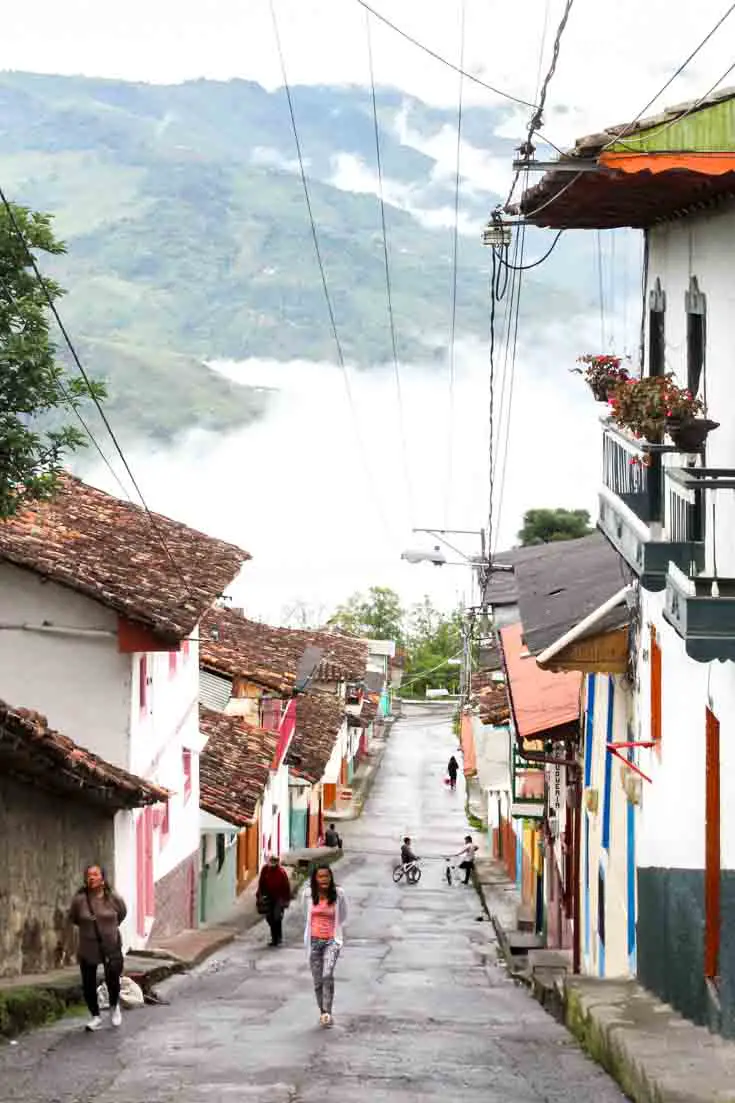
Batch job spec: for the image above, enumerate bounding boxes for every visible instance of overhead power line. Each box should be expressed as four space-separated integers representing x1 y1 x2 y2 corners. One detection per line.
0 186 196 598
353 0 535 108
365 8 415 525
444 0 466 529
603 1 735 151
268 0 394 542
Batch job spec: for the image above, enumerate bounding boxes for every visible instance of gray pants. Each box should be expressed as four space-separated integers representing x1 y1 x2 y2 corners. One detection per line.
309 938 340 1014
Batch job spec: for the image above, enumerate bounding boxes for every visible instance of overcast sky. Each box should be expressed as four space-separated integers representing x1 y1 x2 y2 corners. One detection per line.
2 0 734 148
6 0 734 620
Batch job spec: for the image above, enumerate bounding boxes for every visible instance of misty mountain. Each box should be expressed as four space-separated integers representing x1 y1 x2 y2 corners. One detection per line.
0 70 603 443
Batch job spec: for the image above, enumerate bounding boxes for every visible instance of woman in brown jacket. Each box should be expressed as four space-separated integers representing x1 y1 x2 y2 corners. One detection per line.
68 864 127 1031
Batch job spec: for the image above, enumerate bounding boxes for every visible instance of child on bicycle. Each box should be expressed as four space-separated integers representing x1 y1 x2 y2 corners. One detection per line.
400 837 418 867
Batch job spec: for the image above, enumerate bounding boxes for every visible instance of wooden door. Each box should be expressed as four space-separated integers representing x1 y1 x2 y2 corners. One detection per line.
705 708 721 980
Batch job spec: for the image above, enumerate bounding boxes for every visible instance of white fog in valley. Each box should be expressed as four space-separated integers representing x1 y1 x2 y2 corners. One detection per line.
86 304 635 624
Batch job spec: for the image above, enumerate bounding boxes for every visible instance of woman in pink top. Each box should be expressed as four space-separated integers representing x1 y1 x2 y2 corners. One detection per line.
302 864 348 1027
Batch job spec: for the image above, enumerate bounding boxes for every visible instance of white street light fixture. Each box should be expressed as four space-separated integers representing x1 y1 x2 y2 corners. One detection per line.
400 546 447 566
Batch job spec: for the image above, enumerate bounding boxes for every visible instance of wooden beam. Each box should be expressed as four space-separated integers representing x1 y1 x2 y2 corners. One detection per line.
540 627 629 674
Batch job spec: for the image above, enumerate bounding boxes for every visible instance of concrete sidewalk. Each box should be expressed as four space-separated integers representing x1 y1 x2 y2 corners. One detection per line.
330 719 393 822
474 855 735 1103
0 847 339 1038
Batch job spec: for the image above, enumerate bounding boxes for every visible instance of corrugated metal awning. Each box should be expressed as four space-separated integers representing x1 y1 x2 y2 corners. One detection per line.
199 669 233 712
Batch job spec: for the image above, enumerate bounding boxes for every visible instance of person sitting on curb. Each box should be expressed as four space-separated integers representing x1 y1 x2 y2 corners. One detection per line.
324 823 342 849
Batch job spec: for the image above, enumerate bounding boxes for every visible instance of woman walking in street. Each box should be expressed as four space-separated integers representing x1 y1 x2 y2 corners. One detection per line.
257 853 292 946
447 755 459 790
303 863 348 1028
68 864 127 1032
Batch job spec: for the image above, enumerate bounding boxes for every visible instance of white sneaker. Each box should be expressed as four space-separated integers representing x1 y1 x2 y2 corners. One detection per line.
85 1015 102 1032
110 1005 122 1028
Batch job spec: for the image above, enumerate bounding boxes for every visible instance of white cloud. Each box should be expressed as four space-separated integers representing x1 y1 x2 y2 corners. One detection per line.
251 145 304 173
328 151 482 235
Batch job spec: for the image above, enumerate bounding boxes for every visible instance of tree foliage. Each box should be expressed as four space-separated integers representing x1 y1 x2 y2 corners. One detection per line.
328 586 405 643
0 202 106 519
517 507 593 547
328 587 463 698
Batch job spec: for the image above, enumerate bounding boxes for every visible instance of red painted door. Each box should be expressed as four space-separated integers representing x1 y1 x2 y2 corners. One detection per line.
136 815 146 936
277 813 281 857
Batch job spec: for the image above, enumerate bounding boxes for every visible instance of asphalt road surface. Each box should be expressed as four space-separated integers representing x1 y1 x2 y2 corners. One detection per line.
0 705 626 1102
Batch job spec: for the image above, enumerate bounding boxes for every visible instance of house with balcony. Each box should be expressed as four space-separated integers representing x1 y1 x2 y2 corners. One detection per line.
0 474 248 948
518 86 735 1035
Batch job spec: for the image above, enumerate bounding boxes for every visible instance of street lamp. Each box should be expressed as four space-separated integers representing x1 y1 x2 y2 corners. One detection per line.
400 546 448 566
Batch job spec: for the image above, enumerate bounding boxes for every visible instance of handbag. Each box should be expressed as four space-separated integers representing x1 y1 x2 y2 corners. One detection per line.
86 891 124 972
256 892 269 916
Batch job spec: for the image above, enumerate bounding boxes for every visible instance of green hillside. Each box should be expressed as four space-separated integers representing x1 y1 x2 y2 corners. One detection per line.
0 71 589 443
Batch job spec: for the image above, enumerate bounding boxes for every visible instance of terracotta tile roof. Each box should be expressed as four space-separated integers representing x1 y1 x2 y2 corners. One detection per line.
199 608 368 692
286 691 344 785
199 706 277 826
0 474 249 644
499 623 581 738
0 701 168 809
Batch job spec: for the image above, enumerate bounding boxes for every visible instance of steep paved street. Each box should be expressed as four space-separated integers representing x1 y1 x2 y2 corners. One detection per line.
0 706 625 1102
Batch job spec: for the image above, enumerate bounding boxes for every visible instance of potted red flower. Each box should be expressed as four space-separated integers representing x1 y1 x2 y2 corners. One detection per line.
573 354 631 402
608 373 717 449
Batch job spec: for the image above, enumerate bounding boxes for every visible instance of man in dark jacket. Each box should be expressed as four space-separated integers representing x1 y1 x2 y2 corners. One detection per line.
324 823 342 849
257 854 291 946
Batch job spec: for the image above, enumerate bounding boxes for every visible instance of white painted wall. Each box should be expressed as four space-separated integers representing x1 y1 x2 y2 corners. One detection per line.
129 637 201 883
322 719 348 784
648 204 735 573
260 762 290 861
634 205 735 874
0 564 131 764
113 811 136 951
583 674 636 977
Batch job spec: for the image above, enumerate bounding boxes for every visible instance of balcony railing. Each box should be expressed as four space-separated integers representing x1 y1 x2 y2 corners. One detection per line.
602 425 662 523
598 423 704 591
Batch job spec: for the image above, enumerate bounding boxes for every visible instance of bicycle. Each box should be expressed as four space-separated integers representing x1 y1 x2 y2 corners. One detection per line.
392 859 422 885
444 857 461 885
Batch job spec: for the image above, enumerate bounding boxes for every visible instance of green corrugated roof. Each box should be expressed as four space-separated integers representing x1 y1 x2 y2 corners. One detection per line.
608 96 735 153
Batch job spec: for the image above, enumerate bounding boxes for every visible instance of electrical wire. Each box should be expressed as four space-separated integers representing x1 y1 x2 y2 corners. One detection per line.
353 0 535 108
609 59 735 152
444 0 466 529
494 229 563 270
365 8 414 525
504 0 577 209
493 221 526 555
596 230 606 347
602 2 735 150
0 186 197 598
268 0 394 542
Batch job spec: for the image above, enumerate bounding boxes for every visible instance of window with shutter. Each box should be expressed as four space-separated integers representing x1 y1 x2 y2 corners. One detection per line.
139 655 148 714
183 749 192 802
648 277 666 378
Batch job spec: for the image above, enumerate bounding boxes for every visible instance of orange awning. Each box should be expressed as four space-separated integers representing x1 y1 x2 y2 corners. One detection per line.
500 623 581 738
600 151 735 176
460 712 477 776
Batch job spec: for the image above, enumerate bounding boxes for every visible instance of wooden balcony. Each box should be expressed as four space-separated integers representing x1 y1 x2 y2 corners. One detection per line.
598 424 703 591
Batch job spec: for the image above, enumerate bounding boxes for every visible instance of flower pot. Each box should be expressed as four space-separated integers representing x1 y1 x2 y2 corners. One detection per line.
589 380 610 402
668 418 720 451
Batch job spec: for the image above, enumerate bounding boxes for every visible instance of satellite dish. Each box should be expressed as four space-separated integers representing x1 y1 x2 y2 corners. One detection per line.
294 645 324 692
